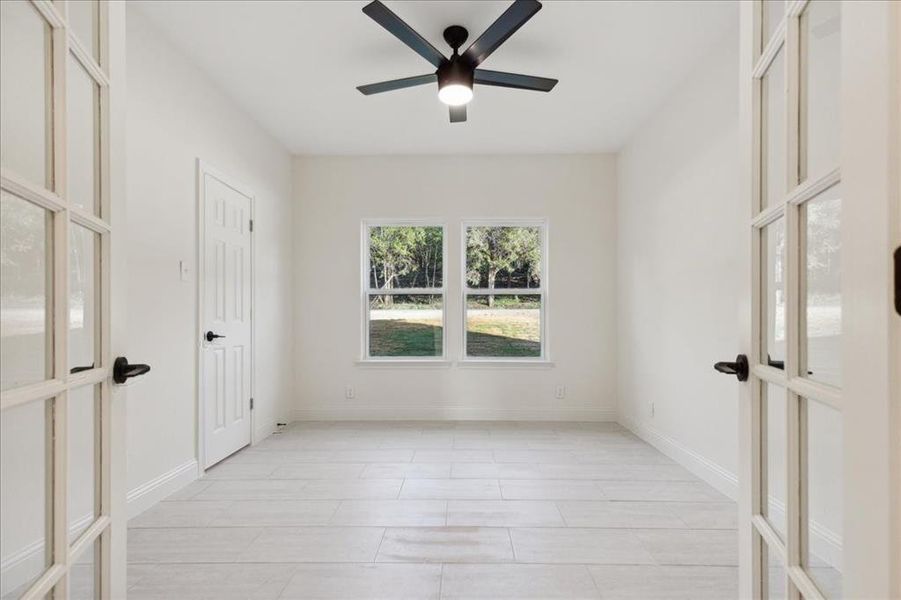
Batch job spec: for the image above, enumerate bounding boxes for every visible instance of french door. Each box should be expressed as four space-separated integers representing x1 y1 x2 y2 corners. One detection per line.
1 1 126 598
739 1 900 599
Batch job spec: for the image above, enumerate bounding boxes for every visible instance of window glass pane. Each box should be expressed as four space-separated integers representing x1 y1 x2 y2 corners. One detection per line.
368 294 442 357
466 294 541 358
67 55 100 215
804 398 843 598
762 48 785 210
803 185 841 386
466 226 541 289
70 224 99 371
68 536 98 600
762 540 787 600
762 383 786 540
368 226 443 289
801 0 840 180
0 398 50 598
761 218 785 367
0 0 51 189
1 191 51 390
762 1 785 48
69 384 99 542
68 0 99 62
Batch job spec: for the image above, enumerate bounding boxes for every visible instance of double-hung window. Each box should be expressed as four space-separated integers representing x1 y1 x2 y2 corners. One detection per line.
462 220 547 360
362 221 446 360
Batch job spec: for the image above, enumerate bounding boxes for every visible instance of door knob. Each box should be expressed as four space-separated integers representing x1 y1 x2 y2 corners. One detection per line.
205 331 225 342
113 356 151 384
714 354 749 381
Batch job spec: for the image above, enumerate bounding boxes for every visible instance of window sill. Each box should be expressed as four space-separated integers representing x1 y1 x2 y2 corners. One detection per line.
355 359 453 368
456 360 555 369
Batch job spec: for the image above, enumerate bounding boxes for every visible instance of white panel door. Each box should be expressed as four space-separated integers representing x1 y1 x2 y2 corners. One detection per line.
202 172 253 469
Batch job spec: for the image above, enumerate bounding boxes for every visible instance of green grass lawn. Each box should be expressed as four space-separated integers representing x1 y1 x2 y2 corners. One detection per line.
369 310 540 357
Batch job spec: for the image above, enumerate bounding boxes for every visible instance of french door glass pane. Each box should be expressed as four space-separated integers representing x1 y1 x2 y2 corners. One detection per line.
762 1 785 50
762 48 786 210
762 383 787 540
761 219 785 367
68 537 98 600
804 398 843 598
0 0 51 189
368 226 443 289
762 540 787 599
68 0 100 62
368 294 442 357
801 0 841 181
70 224 99 370
803 185 841 386
1 191 51 391
466 294 541 358
0 398 50 598
67 55 101 216
68 384 99 542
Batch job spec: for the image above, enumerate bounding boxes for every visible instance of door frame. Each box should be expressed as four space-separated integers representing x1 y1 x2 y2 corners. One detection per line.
738 1 901 598
195 159 256 475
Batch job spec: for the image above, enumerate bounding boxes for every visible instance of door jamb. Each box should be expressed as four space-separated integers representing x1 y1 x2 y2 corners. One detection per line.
195 159 256 476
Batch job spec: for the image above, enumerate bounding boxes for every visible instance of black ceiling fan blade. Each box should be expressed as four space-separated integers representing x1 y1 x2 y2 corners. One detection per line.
474 69 557 92
357 73 437 95
362 0 446 68
462 0 542 67
449 104 467 123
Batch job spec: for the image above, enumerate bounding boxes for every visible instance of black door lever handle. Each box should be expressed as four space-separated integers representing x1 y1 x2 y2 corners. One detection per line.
714 354 749 381
205 331 226 342
113 356 151 384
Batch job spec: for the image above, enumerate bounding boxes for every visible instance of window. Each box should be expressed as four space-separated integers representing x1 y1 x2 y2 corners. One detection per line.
362 221 446 359
462 221 546 360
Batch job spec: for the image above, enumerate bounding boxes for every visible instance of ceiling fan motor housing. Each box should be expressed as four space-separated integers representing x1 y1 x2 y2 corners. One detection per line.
437 57 474 90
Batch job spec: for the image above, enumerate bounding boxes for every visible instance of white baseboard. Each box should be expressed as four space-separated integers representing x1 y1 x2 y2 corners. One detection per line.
619 415 739 500
2 459 198 596
126 458 198 519
619 415 842 569
293 406 618 422
253 419 277 446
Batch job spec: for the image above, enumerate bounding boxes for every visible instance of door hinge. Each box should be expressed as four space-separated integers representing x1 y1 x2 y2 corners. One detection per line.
894 246 900 316
250 398 254 410
249 219 254 232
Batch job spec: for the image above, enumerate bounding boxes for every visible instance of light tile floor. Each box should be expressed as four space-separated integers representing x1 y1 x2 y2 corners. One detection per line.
127 421 741 599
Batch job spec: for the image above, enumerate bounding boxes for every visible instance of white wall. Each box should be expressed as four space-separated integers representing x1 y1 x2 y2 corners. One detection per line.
616 29 842 569
616 31 742 490
292 155 617 421
124 7 294 505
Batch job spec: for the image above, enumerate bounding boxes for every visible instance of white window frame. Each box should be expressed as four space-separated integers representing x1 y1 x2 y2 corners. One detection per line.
460 218 549 363
360 219 448 362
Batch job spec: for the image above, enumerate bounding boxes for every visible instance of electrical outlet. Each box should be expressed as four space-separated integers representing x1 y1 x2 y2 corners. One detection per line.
345 385 355 400
554 385 566 399
178 260 189 282
649 401 655 417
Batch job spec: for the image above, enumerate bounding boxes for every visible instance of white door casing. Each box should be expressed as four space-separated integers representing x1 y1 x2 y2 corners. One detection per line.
199 164 253 469
738 2 901 599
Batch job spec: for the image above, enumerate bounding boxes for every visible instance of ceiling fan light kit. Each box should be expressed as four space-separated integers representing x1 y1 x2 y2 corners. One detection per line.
357 0 558 123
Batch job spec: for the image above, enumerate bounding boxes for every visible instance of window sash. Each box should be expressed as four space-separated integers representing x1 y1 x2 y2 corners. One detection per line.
460 220 548 361
361 221 447 360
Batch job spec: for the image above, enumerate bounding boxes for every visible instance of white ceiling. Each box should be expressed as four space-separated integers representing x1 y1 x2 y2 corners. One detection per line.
135 1 737 155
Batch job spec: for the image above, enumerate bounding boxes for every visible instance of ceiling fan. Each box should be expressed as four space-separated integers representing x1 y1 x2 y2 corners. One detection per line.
356 0 558 123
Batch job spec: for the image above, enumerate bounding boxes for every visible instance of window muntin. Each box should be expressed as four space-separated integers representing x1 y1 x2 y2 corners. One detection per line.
363 223 446 360
462 222 546 360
